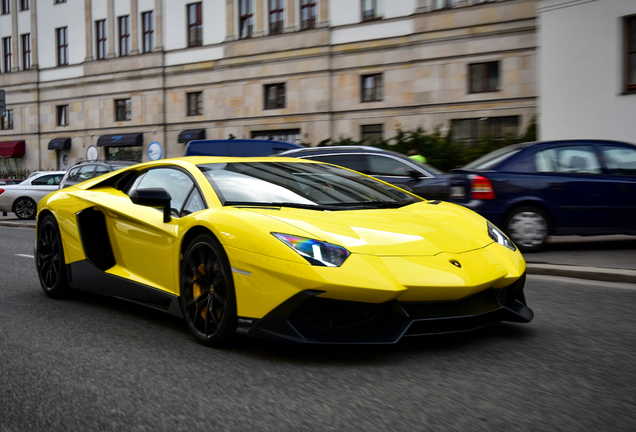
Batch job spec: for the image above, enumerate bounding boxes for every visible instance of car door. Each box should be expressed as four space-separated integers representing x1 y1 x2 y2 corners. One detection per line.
596 143 636 229
28 173 65 200
533 144 610 230
96 167 205 295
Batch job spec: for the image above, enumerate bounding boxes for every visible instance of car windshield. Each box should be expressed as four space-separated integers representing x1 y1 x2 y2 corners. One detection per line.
198 161 422 210
463 144 526 170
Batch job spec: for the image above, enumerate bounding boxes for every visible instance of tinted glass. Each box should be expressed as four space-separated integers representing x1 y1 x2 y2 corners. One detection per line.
130 168 195 216
304 154 367 173
77 165 96 181
367 155 414 176
182 188 206 216
535 146 601 174
198 161 420 208
599 145 636 176
32 174 62 185
464 144 524 170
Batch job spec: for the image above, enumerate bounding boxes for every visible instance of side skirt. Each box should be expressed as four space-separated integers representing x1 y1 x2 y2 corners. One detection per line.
68 260 183 318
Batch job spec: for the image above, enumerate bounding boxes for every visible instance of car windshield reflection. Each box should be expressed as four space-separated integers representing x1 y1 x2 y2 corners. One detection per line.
198 161 422 209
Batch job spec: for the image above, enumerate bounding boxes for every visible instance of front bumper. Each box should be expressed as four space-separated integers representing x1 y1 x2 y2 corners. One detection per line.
237 273 532 344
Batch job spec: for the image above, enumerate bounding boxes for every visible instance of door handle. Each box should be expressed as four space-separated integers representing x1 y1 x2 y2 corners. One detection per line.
549 183 563 190
618 184 631 192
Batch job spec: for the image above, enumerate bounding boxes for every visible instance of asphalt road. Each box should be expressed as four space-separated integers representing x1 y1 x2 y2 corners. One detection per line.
1 226 635 431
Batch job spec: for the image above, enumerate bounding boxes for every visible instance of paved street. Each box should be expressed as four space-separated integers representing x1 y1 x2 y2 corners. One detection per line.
1 225 636 431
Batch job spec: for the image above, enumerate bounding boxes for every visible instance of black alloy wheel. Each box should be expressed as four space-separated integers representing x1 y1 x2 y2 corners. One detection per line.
37 215 70 298
14 197 37 220
180 234 237 346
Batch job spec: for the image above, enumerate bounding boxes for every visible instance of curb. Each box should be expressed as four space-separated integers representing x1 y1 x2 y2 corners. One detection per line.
527 263 636 284
0 222 36 229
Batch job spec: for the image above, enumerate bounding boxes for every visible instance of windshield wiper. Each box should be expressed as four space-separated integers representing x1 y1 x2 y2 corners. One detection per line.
224 201 334 210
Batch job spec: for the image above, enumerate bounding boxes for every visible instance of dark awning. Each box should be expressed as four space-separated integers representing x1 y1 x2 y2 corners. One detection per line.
97 133 143 147
48 137 72 150
178 129 206 143
0 140 25 157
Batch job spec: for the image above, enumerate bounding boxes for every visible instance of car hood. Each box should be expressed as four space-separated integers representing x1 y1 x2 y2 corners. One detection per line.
248 201 492 256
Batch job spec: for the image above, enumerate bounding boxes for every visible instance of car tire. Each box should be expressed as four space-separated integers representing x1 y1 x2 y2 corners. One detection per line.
505 206 549 253
36 215 70 298
14 197 37 220
180 233 237 347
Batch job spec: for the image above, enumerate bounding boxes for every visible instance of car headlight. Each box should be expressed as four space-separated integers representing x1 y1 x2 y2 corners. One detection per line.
487 222 516 251
272 233 350 267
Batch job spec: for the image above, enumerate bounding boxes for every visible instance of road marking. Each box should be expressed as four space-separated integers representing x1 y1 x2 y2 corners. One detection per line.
15 254 34 258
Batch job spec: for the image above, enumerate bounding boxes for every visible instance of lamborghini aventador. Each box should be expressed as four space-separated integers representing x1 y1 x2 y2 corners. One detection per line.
35 156 533 346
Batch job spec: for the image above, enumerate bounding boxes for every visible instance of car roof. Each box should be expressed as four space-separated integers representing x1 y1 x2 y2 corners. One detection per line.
280 146 386 156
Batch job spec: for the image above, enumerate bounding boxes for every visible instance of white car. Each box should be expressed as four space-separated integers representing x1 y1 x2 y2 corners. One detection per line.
0 171 66 219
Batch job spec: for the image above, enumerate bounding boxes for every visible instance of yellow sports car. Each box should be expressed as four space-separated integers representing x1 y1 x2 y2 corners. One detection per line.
35 157 532 346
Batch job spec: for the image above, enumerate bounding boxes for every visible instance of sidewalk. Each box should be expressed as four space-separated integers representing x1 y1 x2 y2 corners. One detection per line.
2 212 635 283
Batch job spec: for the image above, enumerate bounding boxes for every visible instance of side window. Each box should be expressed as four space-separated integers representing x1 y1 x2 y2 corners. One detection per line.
367 155 415 177
94 165 109 177
534 146 601 174
181 188 206 216
129 168 195 217
599 145 636 176
304 154 367 173
32 175 56 185
67 166 80 181
77 165 96 181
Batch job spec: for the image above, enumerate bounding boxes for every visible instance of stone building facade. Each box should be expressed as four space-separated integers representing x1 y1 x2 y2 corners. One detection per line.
0 0 537 174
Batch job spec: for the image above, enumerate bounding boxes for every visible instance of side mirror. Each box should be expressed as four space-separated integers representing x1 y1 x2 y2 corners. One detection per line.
129 188 172 223
408 169 422 180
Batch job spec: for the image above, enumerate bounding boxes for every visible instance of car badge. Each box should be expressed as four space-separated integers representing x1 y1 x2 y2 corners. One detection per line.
450 260 462 268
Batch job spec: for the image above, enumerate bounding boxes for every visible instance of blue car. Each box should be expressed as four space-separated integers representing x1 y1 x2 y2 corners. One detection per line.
448 140 636 252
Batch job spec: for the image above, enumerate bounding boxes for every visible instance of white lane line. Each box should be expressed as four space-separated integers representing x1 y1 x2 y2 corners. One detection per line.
15 254 34 258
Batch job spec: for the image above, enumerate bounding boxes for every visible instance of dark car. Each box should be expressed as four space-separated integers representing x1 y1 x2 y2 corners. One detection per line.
448 139 636 252
59 160 136 189
279 146 449 200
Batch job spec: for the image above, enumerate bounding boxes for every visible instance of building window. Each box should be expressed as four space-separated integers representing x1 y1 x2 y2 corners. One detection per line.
187 3 202 47
3 37 11 73
432 0 453 10
361 124 384 142
21 34 30 70
361 0 381 21
57 105 68 126
187 92 203 116
239 0 253 39
264 83 285 109
1 109 13 130
269 0 284 35
2 0 10 15
300 0 316 30
119 16 130 56
115 99 132 121
96 20 107 60
142 11 154 53
20 0 29 11
451 116 519 144
624 16 636 93
361 74 383 102
469 61 500 93
57 27 68 66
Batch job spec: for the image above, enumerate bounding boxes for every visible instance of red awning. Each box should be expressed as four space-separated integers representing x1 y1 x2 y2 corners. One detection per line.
0 141 25 158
